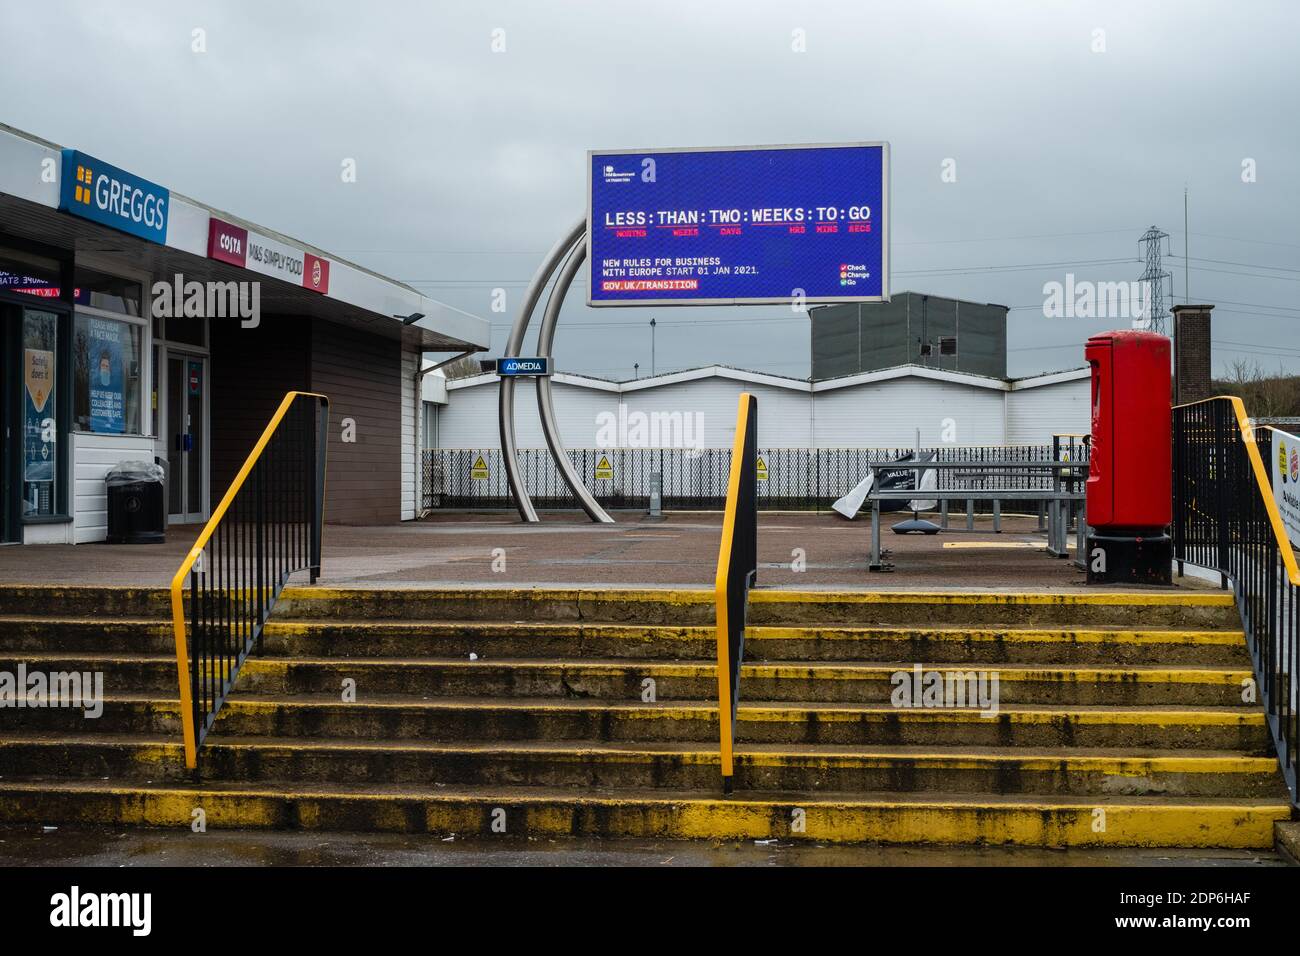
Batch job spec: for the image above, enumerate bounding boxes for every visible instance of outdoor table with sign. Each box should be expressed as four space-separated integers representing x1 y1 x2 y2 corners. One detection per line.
865 458 1087 571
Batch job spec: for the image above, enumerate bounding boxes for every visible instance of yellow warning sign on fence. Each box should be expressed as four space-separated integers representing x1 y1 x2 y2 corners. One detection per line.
594 454 613 480
756 455 769 481
470 454 490 480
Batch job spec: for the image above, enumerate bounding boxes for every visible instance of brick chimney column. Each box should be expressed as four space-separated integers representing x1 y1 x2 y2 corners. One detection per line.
1172 304 1214 405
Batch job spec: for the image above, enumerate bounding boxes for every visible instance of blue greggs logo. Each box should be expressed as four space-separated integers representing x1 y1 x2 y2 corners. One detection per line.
58 149 169 244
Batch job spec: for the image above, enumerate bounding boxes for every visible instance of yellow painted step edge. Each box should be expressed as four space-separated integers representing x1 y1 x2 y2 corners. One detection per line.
0 781 1285 847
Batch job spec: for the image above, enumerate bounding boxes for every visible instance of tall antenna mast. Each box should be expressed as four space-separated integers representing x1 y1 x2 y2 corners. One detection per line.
1184 186 1189 304
1138 226 1172 334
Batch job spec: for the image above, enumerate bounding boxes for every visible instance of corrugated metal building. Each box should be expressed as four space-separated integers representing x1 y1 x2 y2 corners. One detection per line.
429 364 1090 451
811 292 1008 380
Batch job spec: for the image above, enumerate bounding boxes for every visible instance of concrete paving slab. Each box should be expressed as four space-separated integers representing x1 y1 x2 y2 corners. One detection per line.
0 512 1215 592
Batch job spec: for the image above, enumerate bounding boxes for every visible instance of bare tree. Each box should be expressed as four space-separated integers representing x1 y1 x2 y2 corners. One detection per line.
1213 360 1300 418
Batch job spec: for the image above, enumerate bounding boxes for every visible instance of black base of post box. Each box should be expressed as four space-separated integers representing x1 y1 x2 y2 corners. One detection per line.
1085 530 1172 585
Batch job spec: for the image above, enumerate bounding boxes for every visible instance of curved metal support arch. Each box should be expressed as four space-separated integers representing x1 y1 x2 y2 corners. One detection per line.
536 238 613 523
498 217 612 523
498 218 585 522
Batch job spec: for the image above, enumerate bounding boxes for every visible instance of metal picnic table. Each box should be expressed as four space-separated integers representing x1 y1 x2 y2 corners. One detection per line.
866 458 1087 571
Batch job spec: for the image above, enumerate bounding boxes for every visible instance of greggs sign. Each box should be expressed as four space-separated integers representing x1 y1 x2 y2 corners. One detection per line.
59 149 169 244
207 217 330 294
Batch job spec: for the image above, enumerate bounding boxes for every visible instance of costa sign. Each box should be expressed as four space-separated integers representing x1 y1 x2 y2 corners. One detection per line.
207 218 330 294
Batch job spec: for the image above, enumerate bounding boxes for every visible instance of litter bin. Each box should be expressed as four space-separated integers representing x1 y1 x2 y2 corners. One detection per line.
106 460 166 544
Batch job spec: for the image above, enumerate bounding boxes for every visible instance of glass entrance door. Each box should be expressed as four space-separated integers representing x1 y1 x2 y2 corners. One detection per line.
165 353 207 523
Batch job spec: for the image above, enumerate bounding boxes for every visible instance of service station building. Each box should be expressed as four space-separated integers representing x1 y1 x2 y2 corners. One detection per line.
0 123 489 545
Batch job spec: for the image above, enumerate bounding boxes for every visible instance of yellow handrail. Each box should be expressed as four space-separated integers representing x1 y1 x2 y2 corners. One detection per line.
1177 395 1300 587
714 392 755 783
170 390 329 769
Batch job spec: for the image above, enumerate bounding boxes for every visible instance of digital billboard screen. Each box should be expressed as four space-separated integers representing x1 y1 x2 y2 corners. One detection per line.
587 142 888 307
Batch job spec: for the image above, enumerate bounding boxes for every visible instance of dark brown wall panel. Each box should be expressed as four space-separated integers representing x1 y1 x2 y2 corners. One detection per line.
208 315 310 506
310 322 402 525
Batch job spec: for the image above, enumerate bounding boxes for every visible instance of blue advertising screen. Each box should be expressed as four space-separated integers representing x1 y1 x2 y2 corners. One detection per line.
587 143 888 306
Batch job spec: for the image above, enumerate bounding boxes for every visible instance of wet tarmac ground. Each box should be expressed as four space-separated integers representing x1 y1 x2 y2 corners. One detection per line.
0 511 1200 591
0 826 1285 867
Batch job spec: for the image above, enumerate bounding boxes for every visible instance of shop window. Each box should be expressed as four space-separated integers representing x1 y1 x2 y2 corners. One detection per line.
73 266 142 316
162 315 206 347
21 309 60 517
0 246 62 301
73 314 143 434
422 402 439 449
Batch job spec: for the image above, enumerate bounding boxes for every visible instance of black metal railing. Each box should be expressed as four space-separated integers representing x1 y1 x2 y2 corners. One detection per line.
423 441 1088 513
169 391 329 771
1173 396 1300 802
713 393 758 794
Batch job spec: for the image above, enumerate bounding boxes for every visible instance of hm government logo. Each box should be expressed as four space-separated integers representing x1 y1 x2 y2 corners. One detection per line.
602 163 636 184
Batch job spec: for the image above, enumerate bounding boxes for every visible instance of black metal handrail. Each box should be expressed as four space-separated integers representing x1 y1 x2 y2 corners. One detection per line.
713 393 758 794
170 391 329 771
1173 396 1300 802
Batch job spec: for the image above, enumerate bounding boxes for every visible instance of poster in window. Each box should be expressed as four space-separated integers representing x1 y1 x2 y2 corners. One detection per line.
87 318 126 433
23 348 55 481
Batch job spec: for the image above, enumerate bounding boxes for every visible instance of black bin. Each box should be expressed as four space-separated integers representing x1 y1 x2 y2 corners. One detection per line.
106 460 166 544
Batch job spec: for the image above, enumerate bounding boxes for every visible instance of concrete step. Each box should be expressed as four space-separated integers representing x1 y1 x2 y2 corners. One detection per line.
0 617 173 654
0 617 1250 667
237 658 1256 707
0 653 1256 707
259 621 1254 666
0 734 1284 798
6 695 1273 750
270 586 1240 629
0 586 170 619
0 585 1240 630
0 777 1286 847
747 590 1241 629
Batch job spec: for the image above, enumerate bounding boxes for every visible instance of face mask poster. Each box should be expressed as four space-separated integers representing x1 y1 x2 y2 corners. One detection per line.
87 317 126 433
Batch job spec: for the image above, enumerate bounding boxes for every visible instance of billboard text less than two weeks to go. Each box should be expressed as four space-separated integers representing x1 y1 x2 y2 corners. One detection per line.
587 143 889 307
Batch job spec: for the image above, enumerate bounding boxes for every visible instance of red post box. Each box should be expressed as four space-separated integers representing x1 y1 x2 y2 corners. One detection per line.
1084 330 1172 584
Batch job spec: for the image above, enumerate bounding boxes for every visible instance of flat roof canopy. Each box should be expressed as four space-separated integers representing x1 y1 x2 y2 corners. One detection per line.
0 194 484 352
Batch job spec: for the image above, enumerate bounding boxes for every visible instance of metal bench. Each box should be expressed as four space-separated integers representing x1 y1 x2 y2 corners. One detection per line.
866 460 1086 571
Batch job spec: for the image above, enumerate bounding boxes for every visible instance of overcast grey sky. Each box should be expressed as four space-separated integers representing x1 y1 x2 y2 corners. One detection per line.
5 0 1297 379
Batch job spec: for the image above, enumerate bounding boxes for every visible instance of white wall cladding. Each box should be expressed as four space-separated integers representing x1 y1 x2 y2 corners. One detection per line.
1007 378 1090 445
438 378 619 449
813 380 1005 447
71 433 158 543
440 366 1091 451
